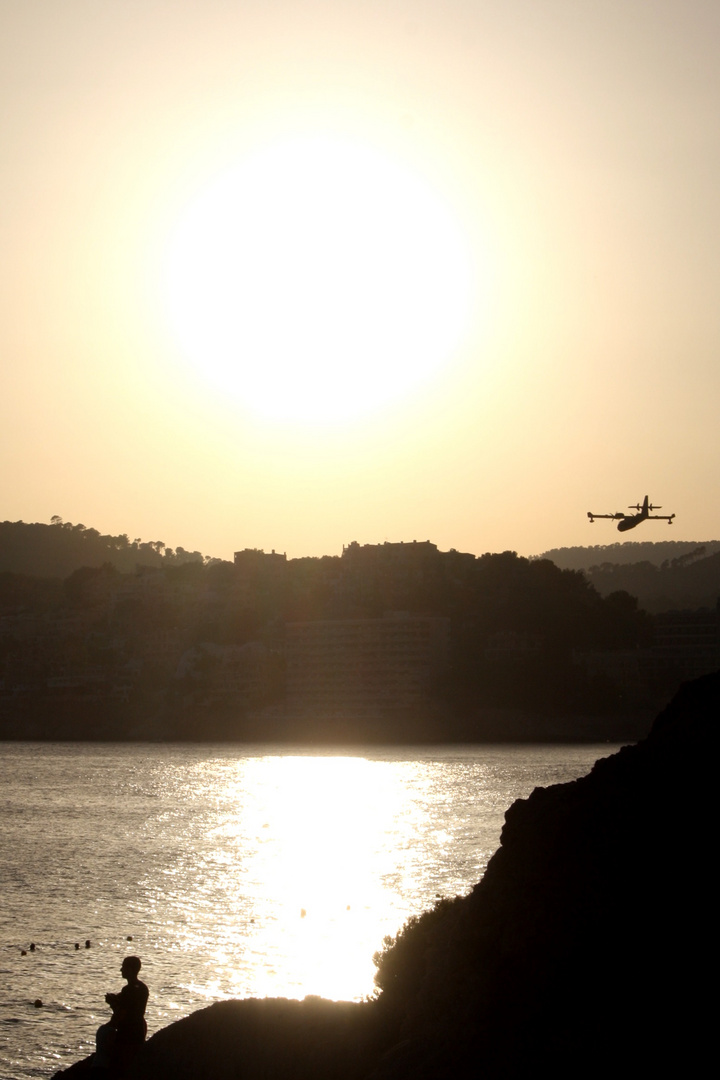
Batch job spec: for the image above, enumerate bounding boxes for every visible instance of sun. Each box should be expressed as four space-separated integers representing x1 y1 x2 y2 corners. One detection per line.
162 135 474 423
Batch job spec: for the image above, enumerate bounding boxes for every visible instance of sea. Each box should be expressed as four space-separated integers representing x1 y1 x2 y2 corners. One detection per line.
0 741 619 1079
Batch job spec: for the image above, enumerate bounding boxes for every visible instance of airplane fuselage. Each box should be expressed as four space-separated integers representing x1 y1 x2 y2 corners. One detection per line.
617 512 645 532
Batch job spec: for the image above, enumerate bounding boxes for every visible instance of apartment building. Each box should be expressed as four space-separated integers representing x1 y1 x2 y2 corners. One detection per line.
285 611 449 715
652 606 720 680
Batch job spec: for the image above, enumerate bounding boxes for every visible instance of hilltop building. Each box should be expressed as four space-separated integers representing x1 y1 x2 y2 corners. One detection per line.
234 548 287 569
341 539 439 561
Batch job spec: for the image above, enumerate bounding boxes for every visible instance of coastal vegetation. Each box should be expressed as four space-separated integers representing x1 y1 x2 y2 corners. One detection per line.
0 518 210 579
537 537 720 571
538 540 720 611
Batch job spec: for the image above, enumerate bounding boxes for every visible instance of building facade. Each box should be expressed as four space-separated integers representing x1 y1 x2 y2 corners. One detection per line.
285 612 449 715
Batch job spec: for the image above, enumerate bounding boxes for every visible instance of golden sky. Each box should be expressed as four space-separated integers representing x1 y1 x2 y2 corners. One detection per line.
2 1 718 560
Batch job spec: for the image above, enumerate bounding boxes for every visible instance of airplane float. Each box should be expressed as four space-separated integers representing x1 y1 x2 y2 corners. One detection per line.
587 495 675 532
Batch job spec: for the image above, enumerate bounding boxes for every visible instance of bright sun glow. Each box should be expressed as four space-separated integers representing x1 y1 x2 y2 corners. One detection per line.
162 136 474 422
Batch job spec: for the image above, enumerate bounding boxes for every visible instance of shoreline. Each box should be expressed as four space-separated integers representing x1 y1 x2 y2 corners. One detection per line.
0 702 654 745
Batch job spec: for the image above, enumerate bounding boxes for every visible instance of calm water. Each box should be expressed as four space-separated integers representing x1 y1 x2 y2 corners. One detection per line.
0 741 616 1078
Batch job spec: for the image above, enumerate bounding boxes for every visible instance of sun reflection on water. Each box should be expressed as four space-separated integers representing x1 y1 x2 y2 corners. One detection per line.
127 748 583 1006
206 755 417 1000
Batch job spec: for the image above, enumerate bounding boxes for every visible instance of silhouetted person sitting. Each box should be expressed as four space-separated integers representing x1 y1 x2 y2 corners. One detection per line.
96 956 148 1074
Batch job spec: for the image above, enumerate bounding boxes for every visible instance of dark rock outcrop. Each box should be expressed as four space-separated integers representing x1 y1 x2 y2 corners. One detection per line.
370 669 717 1079
128 997 384 1080
58 671 716 1079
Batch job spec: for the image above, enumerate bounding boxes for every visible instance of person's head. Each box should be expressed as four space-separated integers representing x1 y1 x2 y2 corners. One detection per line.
121 955 142 981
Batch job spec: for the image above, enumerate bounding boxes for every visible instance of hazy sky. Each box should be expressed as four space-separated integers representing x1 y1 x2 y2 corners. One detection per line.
2 1 718 560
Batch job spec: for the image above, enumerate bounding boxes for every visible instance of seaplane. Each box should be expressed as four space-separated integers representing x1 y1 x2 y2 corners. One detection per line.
587 495 675 532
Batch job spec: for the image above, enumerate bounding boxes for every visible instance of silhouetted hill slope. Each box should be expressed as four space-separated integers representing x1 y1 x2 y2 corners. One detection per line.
536 542 720 611
536 538 720 571
0 519 210 578
583 549 720 612
370 669 716 1078
54 670 714 1079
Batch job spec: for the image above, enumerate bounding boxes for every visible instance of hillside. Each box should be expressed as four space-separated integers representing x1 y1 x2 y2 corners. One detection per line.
536 539 720 571
5 522 720 613
1 534 664 738
0 519 212 578
582 549 720 612
534 542 720 612
4 522 719 736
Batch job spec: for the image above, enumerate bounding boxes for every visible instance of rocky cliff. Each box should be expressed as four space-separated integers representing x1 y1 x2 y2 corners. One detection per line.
369 668 716 1078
